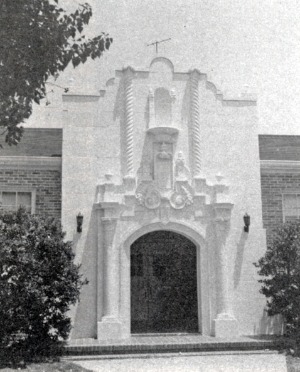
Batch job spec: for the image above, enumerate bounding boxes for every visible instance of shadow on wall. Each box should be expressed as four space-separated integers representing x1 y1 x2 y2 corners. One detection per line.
233 231 248 289
255 310 283 335
70 203 100 339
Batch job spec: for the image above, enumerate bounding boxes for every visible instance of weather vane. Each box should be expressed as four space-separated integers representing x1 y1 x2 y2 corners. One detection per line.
147 38 171 53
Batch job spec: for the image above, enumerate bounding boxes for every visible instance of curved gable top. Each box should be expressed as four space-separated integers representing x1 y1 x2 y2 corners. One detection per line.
150 57 174 72
104 57 257 103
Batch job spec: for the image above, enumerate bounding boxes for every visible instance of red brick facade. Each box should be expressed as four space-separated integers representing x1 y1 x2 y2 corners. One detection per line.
0 168 62 219
260 171 300 243
0 128 62 220
259 136 300 243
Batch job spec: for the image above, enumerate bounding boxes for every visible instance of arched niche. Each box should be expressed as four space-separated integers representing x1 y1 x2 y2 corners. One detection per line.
154 87 172 127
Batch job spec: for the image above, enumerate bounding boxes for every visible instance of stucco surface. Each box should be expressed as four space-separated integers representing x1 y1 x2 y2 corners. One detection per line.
25 0 300 135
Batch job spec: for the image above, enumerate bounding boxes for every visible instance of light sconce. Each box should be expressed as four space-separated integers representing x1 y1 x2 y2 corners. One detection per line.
243 213 250 233
76 213 83 233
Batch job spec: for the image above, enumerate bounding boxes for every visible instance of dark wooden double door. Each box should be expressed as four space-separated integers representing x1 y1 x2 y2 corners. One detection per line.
131 231 198 333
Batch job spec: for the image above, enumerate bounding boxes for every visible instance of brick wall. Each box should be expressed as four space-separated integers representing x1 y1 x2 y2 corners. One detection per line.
0 169 61 219
260 171 300 243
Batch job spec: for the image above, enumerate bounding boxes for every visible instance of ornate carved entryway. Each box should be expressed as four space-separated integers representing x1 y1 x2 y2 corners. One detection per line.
130 230 198 333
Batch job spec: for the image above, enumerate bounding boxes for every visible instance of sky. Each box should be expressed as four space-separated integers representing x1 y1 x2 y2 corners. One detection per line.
26 0 300 135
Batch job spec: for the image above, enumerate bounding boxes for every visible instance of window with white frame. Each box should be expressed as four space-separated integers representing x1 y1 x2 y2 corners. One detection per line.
0 190 36 213
282 193 300 222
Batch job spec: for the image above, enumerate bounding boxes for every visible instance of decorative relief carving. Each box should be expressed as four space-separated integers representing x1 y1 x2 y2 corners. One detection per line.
135 149 194 210
190 70 202 177
157 142 172 160
135 182 161 209
174 152 190 181
96 169 232 225
170 183 194 209
124 67 134 177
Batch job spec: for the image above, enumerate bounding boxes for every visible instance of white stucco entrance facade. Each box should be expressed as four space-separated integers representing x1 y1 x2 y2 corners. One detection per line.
63 57 268 341
99 221 208 339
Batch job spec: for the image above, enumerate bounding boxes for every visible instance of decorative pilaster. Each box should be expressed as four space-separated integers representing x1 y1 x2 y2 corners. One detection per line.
101 218 118 319
190 70 201 177
97 216 121 340
124 67 135 178
212 203 239 337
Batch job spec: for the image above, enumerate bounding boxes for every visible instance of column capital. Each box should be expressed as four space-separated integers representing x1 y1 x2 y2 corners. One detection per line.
212 203 233 222
97 201 122 220
213 203 233 238
101 217 118 225
101 217 117 243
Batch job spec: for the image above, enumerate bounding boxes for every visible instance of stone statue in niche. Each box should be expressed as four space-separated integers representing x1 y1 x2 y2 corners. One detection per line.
174 151 190 181
154 142 173 190
169 151 194 209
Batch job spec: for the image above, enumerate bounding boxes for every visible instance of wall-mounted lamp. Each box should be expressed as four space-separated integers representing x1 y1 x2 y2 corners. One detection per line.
76 213 83 233
243 213 250 233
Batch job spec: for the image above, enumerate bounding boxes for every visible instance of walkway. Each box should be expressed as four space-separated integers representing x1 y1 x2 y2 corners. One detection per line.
71 351 287 372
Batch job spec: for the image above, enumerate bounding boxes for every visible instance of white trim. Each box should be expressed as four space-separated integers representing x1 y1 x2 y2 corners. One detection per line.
0 189 36 214
0 156 61 171
260 160 300 174
282 193 300 222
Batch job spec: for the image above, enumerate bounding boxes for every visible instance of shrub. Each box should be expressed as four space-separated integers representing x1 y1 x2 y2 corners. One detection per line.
0 208 87 363
254 221 300 354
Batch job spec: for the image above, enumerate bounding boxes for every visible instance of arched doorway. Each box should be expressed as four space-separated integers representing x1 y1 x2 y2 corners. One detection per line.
130 230 198 333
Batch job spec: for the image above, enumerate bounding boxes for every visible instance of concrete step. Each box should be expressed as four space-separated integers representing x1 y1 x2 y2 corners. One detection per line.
65 335 280 356
63 350 280 361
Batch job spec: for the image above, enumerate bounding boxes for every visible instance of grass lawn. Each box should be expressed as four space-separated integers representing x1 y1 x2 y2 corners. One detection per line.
0 361 92 372
287 356 300 372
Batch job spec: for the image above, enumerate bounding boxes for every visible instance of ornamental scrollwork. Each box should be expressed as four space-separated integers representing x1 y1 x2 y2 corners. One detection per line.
170 182 194 209
135 182 161 209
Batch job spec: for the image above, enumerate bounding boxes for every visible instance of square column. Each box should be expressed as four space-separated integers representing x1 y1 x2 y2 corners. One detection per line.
97 215 122 340
212 203 239 338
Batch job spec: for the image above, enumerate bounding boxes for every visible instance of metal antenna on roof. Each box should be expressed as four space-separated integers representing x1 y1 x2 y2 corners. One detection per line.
147 38 171 53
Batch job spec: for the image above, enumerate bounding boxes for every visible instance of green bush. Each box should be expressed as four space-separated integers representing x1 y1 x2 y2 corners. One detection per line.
254 221 300 354
0 208 87 363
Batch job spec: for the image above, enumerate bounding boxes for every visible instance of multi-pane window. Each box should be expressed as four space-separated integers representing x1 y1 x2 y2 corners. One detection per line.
282 194 300 222
0 191 34 213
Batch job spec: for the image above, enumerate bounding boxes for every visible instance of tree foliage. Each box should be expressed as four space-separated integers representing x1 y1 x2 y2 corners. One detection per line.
0 208 87 361
254 221 300 347
0 0 112 145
